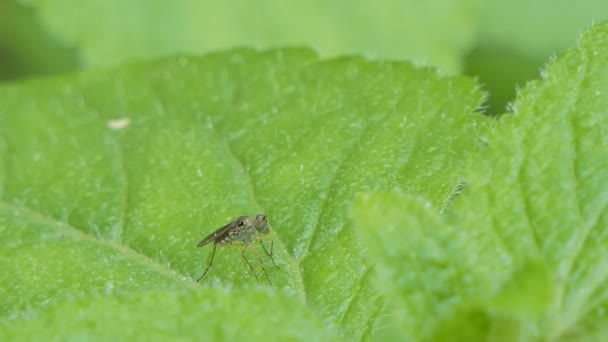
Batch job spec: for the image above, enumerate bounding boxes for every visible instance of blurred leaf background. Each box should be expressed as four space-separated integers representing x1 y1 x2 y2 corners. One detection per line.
1 0 607 112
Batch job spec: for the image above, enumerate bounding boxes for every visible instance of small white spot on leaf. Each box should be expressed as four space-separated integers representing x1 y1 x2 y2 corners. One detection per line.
107 118 131 130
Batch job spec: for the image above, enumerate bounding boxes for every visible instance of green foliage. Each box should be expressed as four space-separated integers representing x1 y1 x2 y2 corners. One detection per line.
27 0 478 72
354 23 608 340
4 0 607 113
478 0 608 60
19 0 606 73
469 0 608 112
0 48 486 339
0 0 77 80
3 288 337 340
1 0 607 339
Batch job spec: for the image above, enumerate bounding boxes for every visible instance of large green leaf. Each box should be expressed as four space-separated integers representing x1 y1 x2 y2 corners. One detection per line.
354 22 608 340
2 288 337 340
0 48 486 339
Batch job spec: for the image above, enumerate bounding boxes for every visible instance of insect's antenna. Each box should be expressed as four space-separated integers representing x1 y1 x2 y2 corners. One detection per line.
197 244 218 282
250 243 272 285
241 244 260 284
259 240 280 269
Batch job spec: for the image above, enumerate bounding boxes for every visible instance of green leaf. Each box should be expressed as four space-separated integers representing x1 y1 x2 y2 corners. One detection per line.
26 0 478 73
0 49 486 339
354 23 608 340
1 288 337 340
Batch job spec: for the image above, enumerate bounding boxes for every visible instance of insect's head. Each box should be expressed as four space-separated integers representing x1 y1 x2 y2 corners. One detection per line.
254 214 270 234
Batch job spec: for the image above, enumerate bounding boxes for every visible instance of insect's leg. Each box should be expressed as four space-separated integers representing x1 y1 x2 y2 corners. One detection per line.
251 243 272 285
197 244 217 282
259 240 280 269
241 244 260 284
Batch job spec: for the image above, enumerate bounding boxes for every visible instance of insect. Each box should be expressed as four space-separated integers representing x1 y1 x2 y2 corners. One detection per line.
196 214 279 284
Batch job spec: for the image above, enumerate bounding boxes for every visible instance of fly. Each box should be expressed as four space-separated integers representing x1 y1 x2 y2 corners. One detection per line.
196 214 279 284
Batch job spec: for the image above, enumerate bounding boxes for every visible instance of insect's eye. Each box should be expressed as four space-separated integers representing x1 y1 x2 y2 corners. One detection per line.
238 221 245 226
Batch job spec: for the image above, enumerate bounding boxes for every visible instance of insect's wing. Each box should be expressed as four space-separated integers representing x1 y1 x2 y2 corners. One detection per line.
197 221 235 247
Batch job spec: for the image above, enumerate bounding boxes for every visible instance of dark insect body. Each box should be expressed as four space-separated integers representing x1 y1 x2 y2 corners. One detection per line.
196 214 279 284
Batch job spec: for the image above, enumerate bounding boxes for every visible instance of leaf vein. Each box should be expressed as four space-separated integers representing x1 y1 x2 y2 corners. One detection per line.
337 268 371 326
518 151 542 254
217 126 306 297
556 51 591 314
300 118 368 260
0 200 195 287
